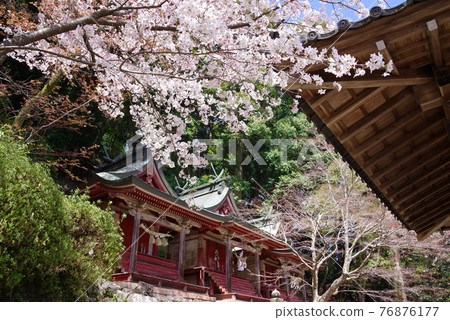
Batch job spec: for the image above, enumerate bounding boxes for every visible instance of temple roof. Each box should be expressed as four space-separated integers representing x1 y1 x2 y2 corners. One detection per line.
88 173 304 258
87 141 305 261
286 0 450 239
95 143 238 214
300 0 426 44
95 145 177 196
178 177 239 213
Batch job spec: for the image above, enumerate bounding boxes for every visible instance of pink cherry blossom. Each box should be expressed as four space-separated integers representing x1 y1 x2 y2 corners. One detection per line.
0 0 390 180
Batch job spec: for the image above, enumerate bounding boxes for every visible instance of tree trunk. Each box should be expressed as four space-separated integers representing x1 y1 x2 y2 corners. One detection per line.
358 278 367 302
14 70 63 129
311 268 320 302
319 275 346 302
233 135 244 199
319 266 329 293
393 247 408 301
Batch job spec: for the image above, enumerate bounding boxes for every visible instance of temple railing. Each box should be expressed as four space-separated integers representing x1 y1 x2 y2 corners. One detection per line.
121 251 178 280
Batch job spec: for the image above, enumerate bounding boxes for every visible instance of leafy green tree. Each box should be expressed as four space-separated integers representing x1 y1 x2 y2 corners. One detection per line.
0 127 123 301
164 91 329 200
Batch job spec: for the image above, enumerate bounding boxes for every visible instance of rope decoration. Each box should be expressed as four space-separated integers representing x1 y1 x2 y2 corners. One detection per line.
289 276 303 290
140 224 172 247
234 250 248 271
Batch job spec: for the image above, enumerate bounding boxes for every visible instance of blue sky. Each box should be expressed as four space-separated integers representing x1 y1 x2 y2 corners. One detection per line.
309 0 406 22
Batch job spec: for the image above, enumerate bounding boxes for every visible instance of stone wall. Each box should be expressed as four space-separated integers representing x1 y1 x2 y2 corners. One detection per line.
98 280 216 302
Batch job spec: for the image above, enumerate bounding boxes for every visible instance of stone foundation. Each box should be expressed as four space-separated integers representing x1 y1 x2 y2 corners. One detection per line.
98 280 216 302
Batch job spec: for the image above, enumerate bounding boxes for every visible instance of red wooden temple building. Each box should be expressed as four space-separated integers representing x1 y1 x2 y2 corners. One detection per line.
87 144 308 301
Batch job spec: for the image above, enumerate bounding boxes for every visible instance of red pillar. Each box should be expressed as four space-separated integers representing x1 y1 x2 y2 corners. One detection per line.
255 248 261 296
197 235 204 267
129 212 141 274
178 227 186 281
225 236 232 292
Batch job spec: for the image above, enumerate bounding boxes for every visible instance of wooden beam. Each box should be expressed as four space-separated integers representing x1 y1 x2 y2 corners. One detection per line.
444 100 450 120
384 153 449 199
351 108 421 157
433 67 450 137
416 214 450 241
383 158 450 197
286 68 434 90
427 20 444 67
433 66 450 92
129 211 141 274
392 174 449 209
363 116 444 169
403 182 450 217
376 40 400 75
141 211 182 232
229 239 258 253
407 199 450 229
371 134 448 181
402 186 450 215
412 84 442 111
309 90 338 109
411 202 450 233
398 183 450 213
338 88 412 143
372 146 449 185
391 172 450 205
324 87 385 127
446 119 450 143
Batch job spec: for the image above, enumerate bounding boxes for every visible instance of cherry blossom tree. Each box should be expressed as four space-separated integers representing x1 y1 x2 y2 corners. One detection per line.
355 221 450 302
268 155 392 302
0 0 391 179
242 147 448 302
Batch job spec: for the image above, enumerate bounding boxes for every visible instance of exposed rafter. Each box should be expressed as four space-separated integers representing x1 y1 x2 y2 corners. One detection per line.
292 0 450 239
287 68 434 90
427 20 443 67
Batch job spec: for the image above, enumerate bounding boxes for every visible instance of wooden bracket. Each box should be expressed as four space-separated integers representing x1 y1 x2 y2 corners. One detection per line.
376 40 400 75
427 20 443 67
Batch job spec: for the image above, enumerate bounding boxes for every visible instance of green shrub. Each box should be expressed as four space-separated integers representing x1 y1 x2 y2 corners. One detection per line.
0 128 123 301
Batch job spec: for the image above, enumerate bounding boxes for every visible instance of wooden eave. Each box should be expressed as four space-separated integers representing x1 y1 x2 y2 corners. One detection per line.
88 174 308 262
88 175 228 228
287 0 450 240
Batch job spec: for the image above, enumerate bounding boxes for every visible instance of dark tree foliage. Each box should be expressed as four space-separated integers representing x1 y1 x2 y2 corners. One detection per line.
163 90 330 200
0 127 123 301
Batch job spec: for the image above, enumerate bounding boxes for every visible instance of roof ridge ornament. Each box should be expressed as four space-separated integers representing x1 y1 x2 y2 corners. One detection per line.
299 0 427 44
337 19 350 31
369 6 383 18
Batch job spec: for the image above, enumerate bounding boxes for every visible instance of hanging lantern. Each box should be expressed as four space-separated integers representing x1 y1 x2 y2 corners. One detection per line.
162 237 169 247
155 236 162 246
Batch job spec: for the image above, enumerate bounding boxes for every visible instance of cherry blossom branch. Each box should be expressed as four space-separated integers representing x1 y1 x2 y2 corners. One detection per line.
228 0 295 29
82 31 96 63
319 0 364 14
24 100 93 143
1 46 96 66
0 8 115 60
